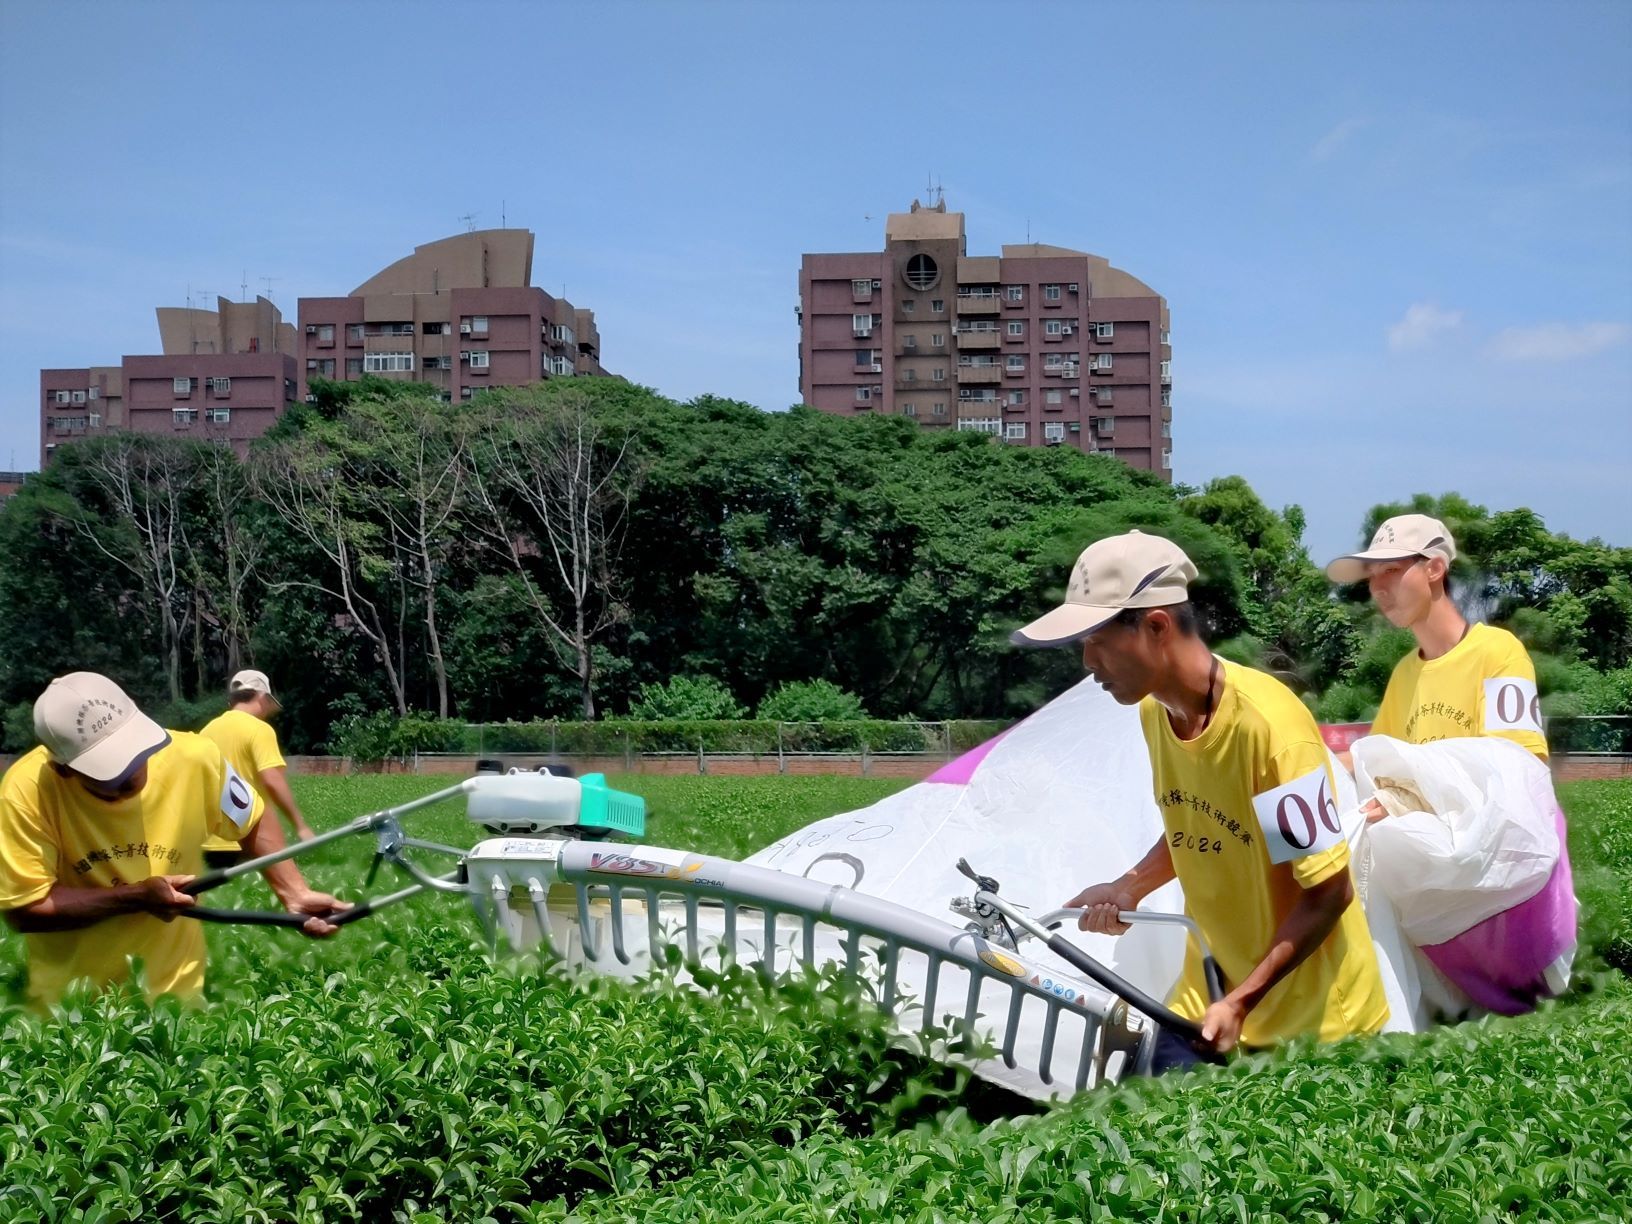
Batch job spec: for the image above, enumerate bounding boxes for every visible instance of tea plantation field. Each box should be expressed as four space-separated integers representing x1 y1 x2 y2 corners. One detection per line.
2 774 1628 1222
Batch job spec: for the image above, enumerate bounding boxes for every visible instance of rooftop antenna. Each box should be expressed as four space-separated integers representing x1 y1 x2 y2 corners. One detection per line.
459 212 478 233
501 199 506 228
259 275 279 303
925 173 944 208
241 270 249 302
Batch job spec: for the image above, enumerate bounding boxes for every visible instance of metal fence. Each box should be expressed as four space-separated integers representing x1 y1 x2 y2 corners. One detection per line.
1545 715 1632 756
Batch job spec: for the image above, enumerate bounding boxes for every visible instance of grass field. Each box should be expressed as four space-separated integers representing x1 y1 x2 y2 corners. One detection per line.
1 774 1627 1222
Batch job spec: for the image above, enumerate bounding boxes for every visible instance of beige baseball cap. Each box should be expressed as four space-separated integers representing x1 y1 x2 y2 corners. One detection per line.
34 672 170 784
1011 530 1197 647
229 669 281 711
1325 514 1457 584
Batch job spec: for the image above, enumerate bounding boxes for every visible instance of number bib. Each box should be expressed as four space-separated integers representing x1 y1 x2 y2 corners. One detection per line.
220 763 256 830
1484 676 1543 735
1251 765 1343 865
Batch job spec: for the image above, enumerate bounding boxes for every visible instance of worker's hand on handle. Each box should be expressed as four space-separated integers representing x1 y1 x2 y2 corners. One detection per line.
1199 996 1248 1054
280 887 353 939
137 874 198 921
1062 881 1140 935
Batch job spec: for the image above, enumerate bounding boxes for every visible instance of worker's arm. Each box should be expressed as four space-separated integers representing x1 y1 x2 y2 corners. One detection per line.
1199 868 1355 1052
240 806 349 937
5 875 197 933
257 766 315 840
1062 836 1178 934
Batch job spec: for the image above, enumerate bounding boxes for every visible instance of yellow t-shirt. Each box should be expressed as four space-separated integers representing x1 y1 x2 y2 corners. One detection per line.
0 734 264 1008
199 709 287 852
1140 659 1389 1047
1371 623 1548 761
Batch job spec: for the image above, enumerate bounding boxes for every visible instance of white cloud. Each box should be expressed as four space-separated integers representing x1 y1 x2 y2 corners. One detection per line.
1386 303 1464 352
1484 322 1632 362
1310 117 1369 163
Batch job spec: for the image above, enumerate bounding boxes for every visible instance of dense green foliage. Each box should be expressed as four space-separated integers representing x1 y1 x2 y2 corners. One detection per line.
3 382 1627 752
0 775 1628 1221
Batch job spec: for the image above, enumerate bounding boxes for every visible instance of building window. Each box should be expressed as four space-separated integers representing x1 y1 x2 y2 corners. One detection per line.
208 377 231 395
206 407 231 424
1095 385 1113 403
1096 416 1116 435
852 278 873 297
901 300 915 313
52 390 70 404
1045 389 1063 406
345 324 363 342
172 408 197 426
902 336 918 351
1094 354 1114 371
1044 284 1062 302
346 358 364 375
1007 390 1025 405
855 386 872 402
852 313 873 336
422 322 446 335
464 351 489 370
460 387 474 400
1006 355 1025 370
1005 422 1027 440
932 367 946 382
1161 388 1172 407
463 316 488 335
904 253 939 290
855 348 881 368
956 417 1001 434
88 387 99 400
1160 359 1171 377
317 324 335 343
931 332 945 348
1044 422 1066 442
306 359 335 376
1005 285 1024 302
1095 322 1115 340
173 376 193 395
1161 328 1171 345
902 403 917 417
69 390 86 404
931 298 945 313
1161 421 1172 439
931 402 946 417
1044 320 1065 336
1162 448 1172 468
1007 321 1024 337
551 356 573 376
364 352 416 373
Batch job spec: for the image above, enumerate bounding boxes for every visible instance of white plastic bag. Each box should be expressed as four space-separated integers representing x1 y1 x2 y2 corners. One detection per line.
1349 735 1559 945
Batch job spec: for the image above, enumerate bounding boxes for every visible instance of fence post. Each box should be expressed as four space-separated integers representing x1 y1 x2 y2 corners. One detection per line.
777 722 786 775
697 733 707 776
624 727 633 773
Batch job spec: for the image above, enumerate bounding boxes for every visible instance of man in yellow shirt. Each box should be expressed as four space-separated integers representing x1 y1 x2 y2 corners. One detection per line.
1013 531 1388 1069
1326 513 1549 778
0 672 347 1009
201 669 315 869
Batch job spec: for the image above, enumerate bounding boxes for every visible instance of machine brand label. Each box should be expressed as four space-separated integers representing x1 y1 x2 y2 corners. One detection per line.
588 850 703 882
978 949 1026 978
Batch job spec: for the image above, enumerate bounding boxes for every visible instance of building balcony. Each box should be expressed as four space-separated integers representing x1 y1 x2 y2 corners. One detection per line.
955 293 1001 315
955 330 1001 350
957 365 1002 385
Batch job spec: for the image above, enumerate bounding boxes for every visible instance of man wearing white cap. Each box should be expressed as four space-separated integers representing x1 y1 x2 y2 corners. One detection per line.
0 672 347 1009
1326 513 1548 771
201 669 315 867
1014 531 1387 1066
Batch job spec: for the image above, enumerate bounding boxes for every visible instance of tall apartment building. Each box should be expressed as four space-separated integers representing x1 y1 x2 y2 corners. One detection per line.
297 229 605 403
39 297 299 466
38 228 608 466
798 200 1172 477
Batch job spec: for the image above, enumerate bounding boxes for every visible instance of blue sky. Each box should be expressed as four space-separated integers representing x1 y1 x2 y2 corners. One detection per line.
2 0 1628 564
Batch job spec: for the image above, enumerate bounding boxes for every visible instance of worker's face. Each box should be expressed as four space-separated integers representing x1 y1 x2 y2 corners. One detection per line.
69 763 149 802
1079 613 1166 705
1367 556 1438 627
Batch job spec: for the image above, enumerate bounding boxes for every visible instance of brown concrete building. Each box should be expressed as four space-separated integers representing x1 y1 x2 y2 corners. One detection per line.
297 229 605 403
798 200 1172 477
39 297 298 466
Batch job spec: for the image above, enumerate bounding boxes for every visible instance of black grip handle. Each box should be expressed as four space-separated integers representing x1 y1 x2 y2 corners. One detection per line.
1043 932 1226 1065
183 905 315 928
1202 955 1227 1005
181 870 235 897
